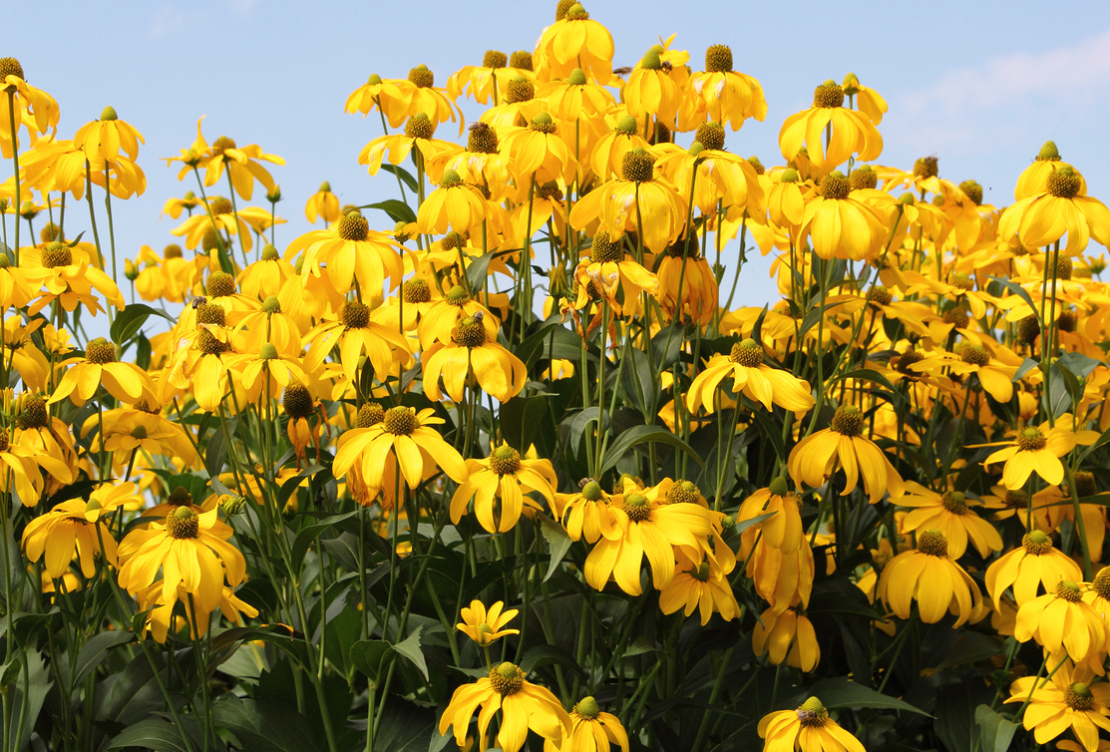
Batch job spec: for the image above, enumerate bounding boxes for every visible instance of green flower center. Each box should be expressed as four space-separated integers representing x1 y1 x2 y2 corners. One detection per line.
665 480 701 505
489 446 521 476
1066 683 1094 711
1057 580 1082 603
623 494 651 522
167 507 200 540
580 481 603 502
941 492 967 515
42 242 72 269
728 338 763 368
573 696 600 719
446 285 470 306
489 662 525 695
1023 530 1052 555
1017 428 1047 452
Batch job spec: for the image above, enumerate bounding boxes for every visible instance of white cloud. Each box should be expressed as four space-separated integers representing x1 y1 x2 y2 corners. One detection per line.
896 26 1110 152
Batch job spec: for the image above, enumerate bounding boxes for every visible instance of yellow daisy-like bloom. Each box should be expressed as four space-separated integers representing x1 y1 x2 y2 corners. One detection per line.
877 530 983 627
416 169 489 236
570 230 657 316
287 209 403 301
589 116 651 181
73 106 144 166
653 240 719 326
0 57 59 157
417 284 500 350
457 600 520 647
583 491 714 595
138 580 258 644
116 506 246 615
758 697 865 752
84 404 200 471
1015 580 1108 669
779 81 883 175
447 50 532 105
172 117 285 201
499 112 576 185
623 49 681 126
797 171 888 261
788 405 904 504
738 480 804 553
393 65 464 136
13 392 76 486
542 697 629 752
985 530 1084 608
358 113 462 178
659 550 741 625
999 164 1110 255
450 445 557 533
892 483 1003 559
344 73 408 127
49 337 155 408
423 314 527 403
569 148 684 255
331 406 468 494
752 605 820 672
438 661 571 752
1006 663 1110 752
653 129 764 217
686 44 768 131
687 338 815 414
21 483 130 579
303 300 411 383
304 181 340 225
23 240 125 316
533 3 614 84
982 421 1078 489
556 480 623 544
1014 141 1078 200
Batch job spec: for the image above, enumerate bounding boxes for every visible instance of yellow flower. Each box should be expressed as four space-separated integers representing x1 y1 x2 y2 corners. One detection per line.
500 113 576 185
1006 663 1110 752
758 697 865 752
893 483 1003 559
623 48 681 126
50 337 155 408
23 241 125 315
172 117 285 201
393 65 463 136
658 550 741 625
332 406 468 494
358 113 462 178
302 300 411 383
21 483 129 579
73 106 144 166
1015 580 1108 669
533 3 614 84
752 605 820 672
416 169 489 236
344 74 408 127
779 81 883 175
583 490 714 595
447 50 532 105
797 171 888 261
686 44 767 131
985 531 1083 609
450 445 557 533
788 406 904 504
438 661 571 752
304 181 340 225
877 530 982 627
543 697 628 752
570 230 657 316
457 600 519 647
687 338 815 414
0 57 59 157
117 506 246 615
982 421 1078 489
137 580 258 643
556 480 623 544
999 164 1110 254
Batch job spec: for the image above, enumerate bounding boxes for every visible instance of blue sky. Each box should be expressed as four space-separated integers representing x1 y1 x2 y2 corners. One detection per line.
7 0 1110 308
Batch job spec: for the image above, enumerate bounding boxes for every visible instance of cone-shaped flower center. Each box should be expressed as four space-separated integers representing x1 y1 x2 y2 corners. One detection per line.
831 406 865 437
489 662 524 696
340 302 370 329
338 212 370 242
1066 682 1094 711
1048 166 1081 199
1017 428 1047 452
813 82 844 109
167 507 200 540
355 402 384 428
704 44 732 73
917 530 949 557
489 445 521 476
86 338 116 365
1023 530 1052 555
206 272 236 298
821 171 850 200
42 241 73 269
623 494 651 522
383 407 418 436
796 697 829 726
729 338 763 367
283 384 314 420
666 480 701 505
941 492 967 515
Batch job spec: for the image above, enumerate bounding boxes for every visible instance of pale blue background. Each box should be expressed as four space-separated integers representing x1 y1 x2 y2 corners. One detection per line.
7 0 1110 308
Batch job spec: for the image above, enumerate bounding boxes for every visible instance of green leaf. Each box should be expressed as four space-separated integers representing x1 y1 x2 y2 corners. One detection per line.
519 644 585 677
379 164 419 194
110 303 173 346
745 407 786 463
599 425 703 475
366 199 416 225
212 694 317 752
291 510 359 572
807 676 931 716
989 276 1037 319
106 719 189 752
830 368 905 407
537 513 572 582
974 704 1020 752
1057 351 1103 379
465 248 517 293
1012 357 1040 383
732 511 775 536
73 629 134 685
350 639 395 683
394 626 429 681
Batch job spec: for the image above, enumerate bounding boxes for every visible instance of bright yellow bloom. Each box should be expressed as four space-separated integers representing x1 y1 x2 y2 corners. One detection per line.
788 406 904 504
416 169 489 236
393 65 463 136
21 483 129 579
117 506 246 615
658 549 741 625
780 81 882 174
447 50 533 105
137 580 258 643
451 445 557 533
358 113 462 177
758 697 865 752
332 406 468 494
797 171 888 261
752 606 820 672
457 600 520 647
623 49 681 126
543 697 628 752
982 421 1078 489
877 530 982 627
170 117 285 201
893 483 1003 559
50 337 155 408
686 44 767 131
1015 580 1108 669
985 531 1083 608
556 480 623 544
344 74 409 127
439 661 571 752
500 113 576 185
533 3 614 84
687 338 814 414
303 301 411 383
304 181 340 225
287 209 403 301
1006 663 1110 752
73 106 144 166
0 57 59 157
999 164 1110 254
23 241 124 315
